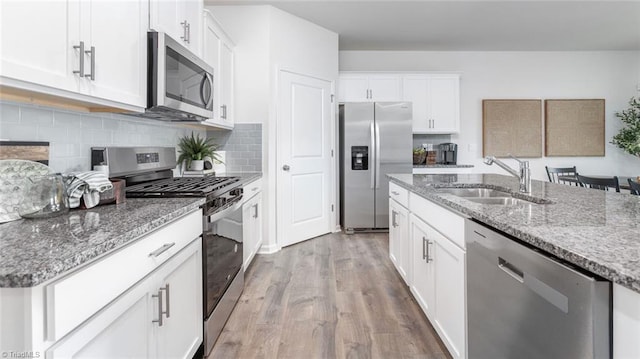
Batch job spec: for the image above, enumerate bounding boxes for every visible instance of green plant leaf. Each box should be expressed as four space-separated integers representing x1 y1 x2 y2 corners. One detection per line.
611 97 640 157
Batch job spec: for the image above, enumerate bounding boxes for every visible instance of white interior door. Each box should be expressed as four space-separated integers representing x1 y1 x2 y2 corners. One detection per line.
277 70 333 247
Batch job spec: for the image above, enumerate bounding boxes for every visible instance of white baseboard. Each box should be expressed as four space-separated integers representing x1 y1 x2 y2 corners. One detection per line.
257 242 279 254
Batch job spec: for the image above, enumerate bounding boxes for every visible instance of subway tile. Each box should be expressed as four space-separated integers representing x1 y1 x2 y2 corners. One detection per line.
81 114 103 129
54 111 81 127
21 107 53 127
102 118 120 130
38 126 68 142
0 123 34 141
0 102 20 124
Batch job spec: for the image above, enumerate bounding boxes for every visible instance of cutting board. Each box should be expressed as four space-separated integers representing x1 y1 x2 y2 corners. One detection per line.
0 141 49 164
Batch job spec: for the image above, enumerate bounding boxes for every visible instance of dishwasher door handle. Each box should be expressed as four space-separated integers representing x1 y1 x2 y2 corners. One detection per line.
498 257 524 283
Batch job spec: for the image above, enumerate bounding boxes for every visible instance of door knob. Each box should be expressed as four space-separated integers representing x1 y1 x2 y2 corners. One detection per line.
282 165 290 171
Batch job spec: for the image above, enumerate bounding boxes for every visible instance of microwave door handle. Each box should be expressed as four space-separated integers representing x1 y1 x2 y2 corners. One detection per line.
199 74 210 108
206 74 213 108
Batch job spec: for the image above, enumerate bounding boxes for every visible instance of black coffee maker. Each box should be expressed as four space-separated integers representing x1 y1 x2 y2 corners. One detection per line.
437 143 458 164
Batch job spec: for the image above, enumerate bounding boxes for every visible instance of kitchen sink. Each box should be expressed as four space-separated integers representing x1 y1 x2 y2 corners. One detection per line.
464 197 533 206
436 188 512 198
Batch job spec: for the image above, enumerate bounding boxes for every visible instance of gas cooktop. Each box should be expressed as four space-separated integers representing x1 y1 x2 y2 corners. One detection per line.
125 176 241 198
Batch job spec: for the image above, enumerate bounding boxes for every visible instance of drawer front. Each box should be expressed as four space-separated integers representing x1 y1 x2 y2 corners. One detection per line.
389 182 409 208
243 177 262 201
46 210 202 341
409 193 465 249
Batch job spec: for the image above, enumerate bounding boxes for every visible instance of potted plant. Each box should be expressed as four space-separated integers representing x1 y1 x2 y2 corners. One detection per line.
611 97 640 158
177 132 221 171
413 146 426 165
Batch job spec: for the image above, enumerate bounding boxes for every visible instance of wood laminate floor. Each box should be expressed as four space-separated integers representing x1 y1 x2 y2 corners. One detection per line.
209 232 451 359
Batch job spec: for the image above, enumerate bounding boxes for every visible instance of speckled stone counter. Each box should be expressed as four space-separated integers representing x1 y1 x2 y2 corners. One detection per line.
413 164 474 168
0 197 205 288
388 173 640 293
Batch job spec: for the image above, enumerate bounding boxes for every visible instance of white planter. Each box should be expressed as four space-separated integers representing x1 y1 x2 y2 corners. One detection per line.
189 160 204 171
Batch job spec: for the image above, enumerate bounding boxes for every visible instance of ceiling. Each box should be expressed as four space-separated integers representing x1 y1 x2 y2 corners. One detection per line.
205 0 640 51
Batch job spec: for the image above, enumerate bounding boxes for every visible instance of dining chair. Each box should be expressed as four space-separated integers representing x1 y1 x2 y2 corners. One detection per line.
545 166 578 185
628 178 640 195
576 174 620 192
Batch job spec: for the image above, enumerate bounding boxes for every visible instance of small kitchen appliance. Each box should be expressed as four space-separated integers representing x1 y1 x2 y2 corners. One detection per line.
92 146 246 357
437 142 457 165
138 32 214 122
339 102 412 232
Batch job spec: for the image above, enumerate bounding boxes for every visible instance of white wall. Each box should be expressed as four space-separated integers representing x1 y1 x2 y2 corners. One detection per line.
340 51 640 180
208 5 339 252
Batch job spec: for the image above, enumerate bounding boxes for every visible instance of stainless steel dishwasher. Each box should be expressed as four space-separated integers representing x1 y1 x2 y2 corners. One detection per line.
466 219 611 359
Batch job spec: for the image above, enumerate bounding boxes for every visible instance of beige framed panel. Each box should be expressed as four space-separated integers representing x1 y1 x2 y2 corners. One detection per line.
545 99 605 157
482 99 542 158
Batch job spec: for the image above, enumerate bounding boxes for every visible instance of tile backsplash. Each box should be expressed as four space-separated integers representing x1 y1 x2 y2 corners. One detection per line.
207 124 262 172
0 100 206 173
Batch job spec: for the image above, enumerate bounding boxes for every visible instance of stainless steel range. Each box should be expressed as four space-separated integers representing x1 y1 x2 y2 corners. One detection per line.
91 146 245 356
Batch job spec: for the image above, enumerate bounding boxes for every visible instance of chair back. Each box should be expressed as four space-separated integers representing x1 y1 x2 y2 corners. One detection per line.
628 178 640 195
576 174 620 192
546 166 577 185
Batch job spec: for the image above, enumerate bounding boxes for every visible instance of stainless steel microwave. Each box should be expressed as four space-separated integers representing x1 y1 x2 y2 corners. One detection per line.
142 32 213 122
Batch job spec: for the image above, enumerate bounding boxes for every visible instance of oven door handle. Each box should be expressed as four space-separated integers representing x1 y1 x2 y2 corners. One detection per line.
206 197 244 222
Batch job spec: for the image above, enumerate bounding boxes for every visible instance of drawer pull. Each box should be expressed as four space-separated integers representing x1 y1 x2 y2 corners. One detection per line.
161 284 170 318
149 242 175 257
391 191 400 196
252 187 258 192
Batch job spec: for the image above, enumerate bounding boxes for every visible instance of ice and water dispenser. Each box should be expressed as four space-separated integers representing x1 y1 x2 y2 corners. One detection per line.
351 146 369 170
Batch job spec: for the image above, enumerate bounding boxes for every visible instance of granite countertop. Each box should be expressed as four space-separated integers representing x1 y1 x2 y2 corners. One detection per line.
0 197 205 288
0 172 263 288
413 164 475 168
388 173 640 293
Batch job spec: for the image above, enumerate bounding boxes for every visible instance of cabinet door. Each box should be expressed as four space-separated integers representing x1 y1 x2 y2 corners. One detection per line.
389 199 409 283
410 214 435 319
156 240 203 359
242 195 256 270
252 193 263 256
219 39 234 127
338 75 369 102
47 274 155 358
428 75 460 133
432 229 466 359
183 0 203 56
368 75 402 101
0 0 80 92
403 76 430 132
203 11 222 122
149 0 183 41
83 0 146 107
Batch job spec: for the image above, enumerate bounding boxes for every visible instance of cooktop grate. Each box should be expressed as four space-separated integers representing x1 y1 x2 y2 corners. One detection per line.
125 176 240 197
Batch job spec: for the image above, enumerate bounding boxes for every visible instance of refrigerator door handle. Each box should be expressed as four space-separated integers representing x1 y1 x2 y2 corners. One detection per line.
375 122 381 189
370 122 375 189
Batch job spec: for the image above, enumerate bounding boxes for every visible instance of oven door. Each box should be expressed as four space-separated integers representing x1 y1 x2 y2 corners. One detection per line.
203 199 243 318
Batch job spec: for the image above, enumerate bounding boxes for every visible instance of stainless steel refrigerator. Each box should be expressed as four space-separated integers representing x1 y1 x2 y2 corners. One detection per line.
340 102 412 232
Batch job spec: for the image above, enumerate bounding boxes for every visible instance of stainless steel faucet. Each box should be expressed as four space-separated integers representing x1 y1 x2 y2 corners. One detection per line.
484 155 531 193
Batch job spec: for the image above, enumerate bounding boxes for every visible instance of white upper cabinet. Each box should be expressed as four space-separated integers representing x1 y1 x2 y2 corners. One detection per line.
0 0 147 110
338 73 402 102
0 1 80 93
150 0 202 56
403 74 460 134
202 10 234 129
81 0 147 107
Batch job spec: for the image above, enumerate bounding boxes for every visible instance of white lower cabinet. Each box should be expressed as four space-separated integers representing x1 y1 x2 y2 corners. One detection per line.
47 239 203 359
242 178 263 270
389 198 410 283
391 189 466 359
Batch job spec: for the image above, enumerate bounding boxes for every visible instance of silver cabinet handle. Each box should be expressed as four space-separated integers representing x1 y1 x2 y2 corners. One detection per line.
186 22 191 43
391 191 399 196
148 242 175 257
251 187 258 192
152 290 164 326
282 164 290 171
391 211 397 228
222 105 227 119
253 203 258 218
73 41 85 77
160 284 170 318
422 236 427 260
426 240 433 263
84 46 95 81
180 20 188 42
